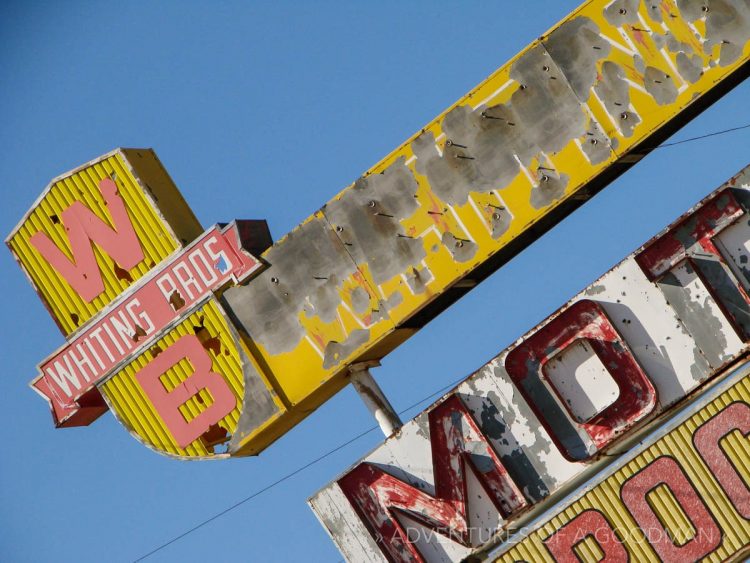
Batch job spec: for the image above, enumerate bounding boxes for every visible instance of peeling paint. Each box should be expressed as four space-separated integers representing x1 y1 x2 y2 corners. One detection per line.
405 266 428 295
645 251 743 378
313 171 750 562
323 329 371 370
510 43 590 154
223 216 359 355
350 285 371 315
644 66 678 105
442 232 478 263
603 0 641 26
677 51 704 83
227 338 281 452
529 170 570 210
595 61 640 137
544 17 610 101
324 158 426 286
580 121 611 165
678 0 750 66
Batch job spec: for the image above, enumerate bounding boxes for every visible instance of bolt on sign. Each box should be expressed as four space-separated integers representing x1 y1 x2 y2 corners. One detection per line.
8 0 750 459
309 164 750 563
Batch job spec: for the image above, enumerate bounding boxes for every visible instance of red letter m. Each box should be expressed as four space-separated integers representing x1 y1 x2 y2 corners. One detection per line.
30 178 144 302
338 395 527 562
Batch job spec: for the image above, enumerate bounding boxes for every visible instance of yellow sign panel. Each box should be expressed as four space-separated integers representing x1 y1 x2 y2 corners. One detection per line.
101 297 286 458
221 0 750 455
6 149 202 336
494 373 750 563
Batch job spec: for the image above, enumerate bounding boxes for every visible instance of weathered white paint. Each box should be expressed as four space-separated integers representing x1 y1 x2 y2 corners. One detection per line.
310 172 750 562
545 340 618 422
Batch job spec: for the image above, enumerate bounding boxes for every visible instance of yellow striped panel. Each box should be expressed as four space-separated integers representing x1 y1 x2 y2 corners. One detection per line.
100 299 255 458
6 149 201 336
495 376 750 562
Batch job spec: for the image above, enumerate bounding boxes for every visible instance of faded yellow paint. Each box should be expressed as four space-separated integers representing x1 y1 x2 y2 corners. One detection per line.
100 298 285 458
227 0 750 455
494 375 750 563
6 149 202 336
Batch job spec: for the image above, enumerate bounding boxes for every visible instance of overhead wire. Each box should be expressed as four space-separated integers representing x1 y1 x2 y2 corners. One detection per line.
133 373 468 562
132 119 750 562
651 122 750 148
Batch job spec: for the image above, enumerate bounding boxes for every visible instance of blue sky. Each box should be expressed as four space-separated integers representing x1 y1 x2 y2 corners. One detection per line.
1 1 749 562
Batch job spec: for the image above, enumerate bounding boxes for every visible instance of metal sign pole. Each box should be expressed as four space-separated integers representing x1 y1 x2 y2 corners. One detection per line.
348 362 402 437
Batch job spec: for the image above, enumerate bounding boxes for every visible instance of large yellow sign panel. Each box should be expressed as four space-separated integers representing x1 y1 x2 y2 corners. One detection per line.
220 0 750 454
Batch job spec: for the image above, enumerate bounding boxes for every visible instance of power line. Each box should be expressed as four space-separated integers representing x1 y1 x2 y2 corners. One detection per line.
654 122 750 148
132 119 750 562
133 374 466 562
133 426 376 562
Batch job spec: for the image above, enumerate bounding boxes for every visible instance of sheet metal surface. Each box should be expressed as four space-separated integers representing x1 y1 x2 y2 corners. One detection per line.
310 164 750 562
223 0 750 455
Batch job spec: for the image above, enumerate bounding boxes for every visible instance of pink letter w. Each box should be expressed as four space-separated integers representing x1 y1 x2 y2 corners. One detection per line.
30 178 144 302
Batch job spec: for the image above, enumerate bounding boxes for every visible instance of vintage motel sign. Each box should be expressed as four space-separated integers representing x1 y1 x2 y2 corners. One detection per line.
8 0 750 459
310 165 750 562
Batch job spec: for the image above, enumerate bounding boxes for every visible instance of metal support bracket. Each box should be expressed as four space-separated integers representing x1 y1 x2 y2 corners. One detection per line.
349 361 402 437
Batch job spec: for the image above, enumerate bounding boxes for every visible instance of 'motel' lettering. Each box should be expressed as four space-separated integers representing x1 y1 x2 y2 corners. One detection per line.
313 166 750 563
